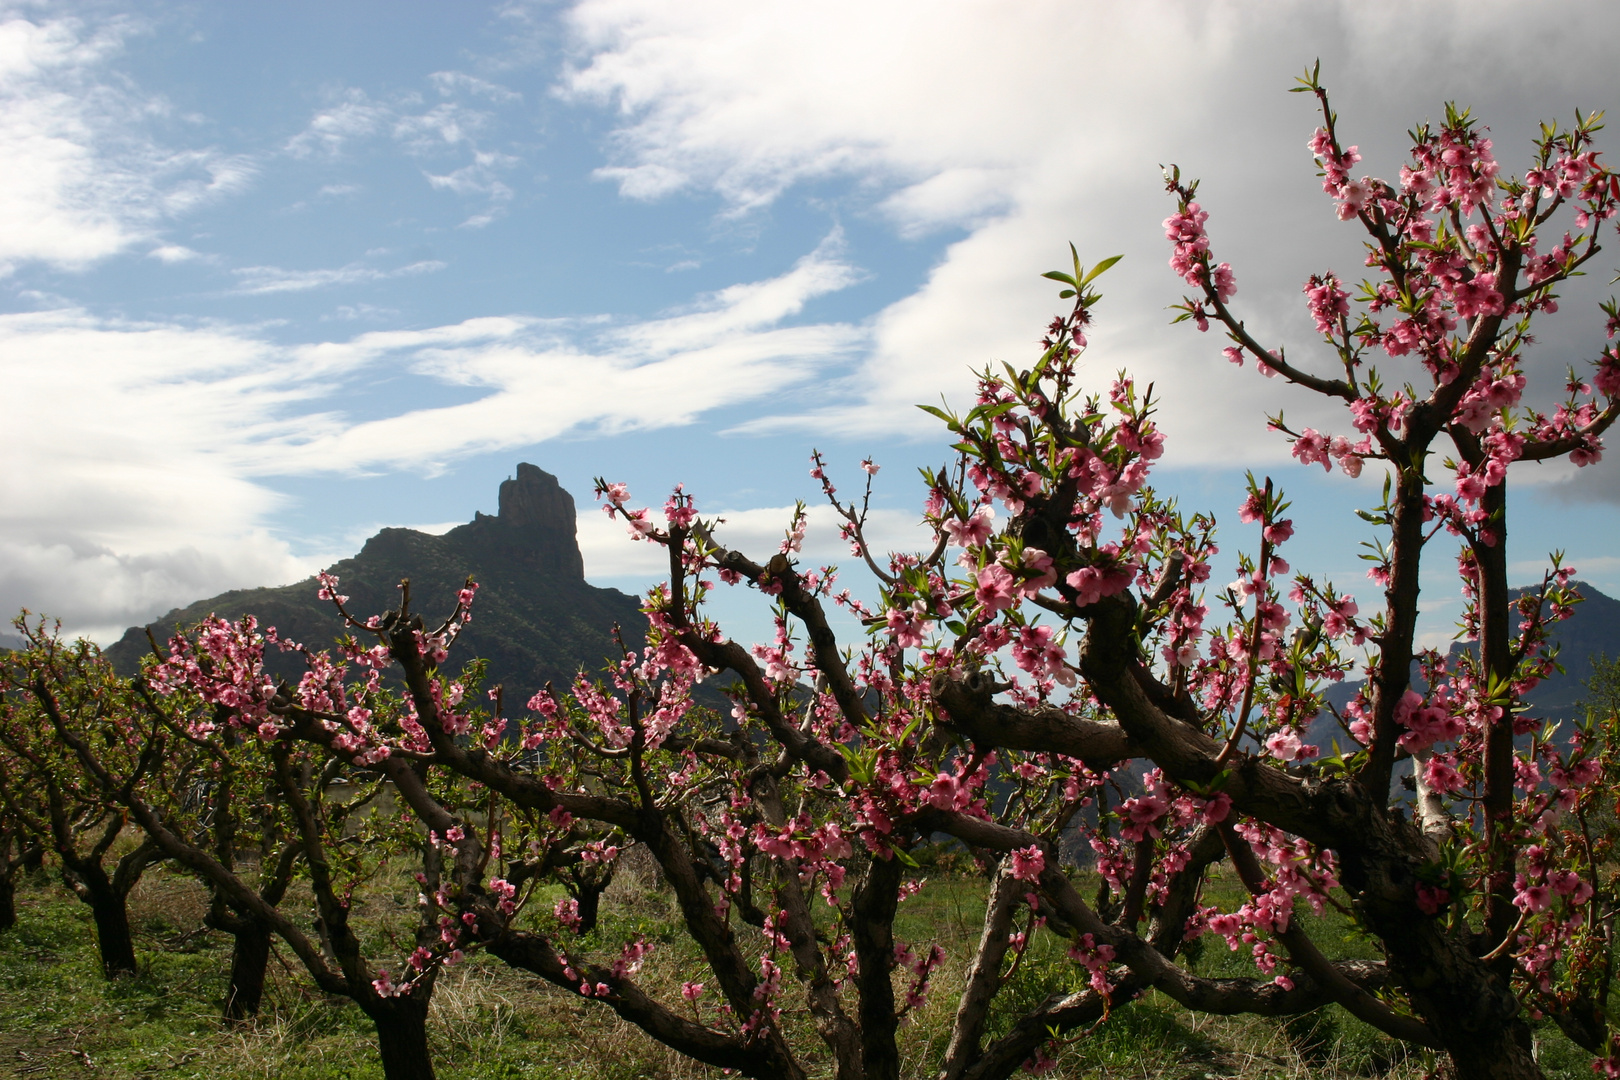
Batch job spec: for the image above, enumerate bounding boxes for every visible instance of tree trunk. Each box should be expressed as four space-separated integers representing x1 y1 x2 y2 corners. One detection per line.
574 881 605 935
224 921 273 1021
1332 797 1542 1080
370 998 437 1080
0 873 16 931
88 890 138 978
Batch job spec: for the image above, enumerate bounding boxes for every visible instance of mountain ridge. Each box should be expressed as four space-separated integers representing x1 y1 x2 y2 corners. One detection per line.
106 464 646 709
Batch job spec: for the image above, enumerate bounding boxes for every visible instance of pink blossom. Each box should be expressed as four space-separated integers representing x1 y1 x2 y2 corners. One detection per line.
1010 845 1046 882
1291 429 1332 470
1452 273 1504 320
885 604 927 649
928 772 967 811
1265 729 1305 762
975 564 1017 615
943 506 996 548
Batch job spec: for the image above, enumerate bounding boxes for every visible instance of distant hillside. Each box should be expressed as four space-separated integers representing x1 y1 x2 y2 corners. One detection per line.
107 464 645 709
1311 581 1620 748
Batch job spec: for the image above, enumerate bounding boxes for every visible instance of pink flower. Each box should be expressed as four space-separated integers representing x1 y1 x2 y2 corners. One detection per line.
1512 881 1551 913
944 506 996 548
928 772 966 811
885 605 927 649
1415 883 1450 916
681 981 705 1003
1452 273 1504 320
1303 275 1349 334
1265 730 1305 762
975 564 1017 615
1010 845 1046 882
1019 547 1057 596
1291 429 1331 470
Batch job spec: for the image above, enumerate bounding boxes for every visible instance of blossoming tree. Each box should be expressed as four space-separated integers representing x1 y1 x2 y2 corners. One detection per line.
35 72 1620 1080
41 608 501 1079
1161 65 1620 1072
0 619 163 978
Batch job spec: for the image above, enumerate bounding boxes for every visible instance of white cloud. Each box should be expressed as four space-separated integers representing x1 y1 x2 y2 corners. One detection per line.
230 258 448 295
425 150 519 193
148 243 200 263
286 83 524 223
394 102 492 153
0 12 255 272
284 89 392 158
560 0 1620 468
429 70 522 105
0 242 862 637
576 501 930 581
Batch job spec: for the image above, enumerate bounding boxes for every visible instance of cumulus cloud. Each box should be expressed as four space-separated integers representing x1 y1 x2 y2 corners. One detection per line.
0 12 254 272
559 0 1620 471
0 241 863 637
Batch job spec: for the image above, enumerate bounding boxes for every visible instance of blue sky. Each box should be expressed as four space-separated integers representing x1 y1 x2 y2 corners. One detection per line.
5 0 1620 652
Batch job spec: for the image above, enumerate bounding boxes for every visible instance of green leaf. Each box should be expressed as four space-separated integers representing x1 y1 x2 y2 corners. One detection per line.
1041 270 1078 286
1080 254 1124 287
835 742 876 786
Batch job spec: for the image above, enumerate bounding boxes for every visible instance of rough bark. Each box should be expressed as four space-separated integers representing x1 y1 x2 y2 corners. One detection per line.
369 997 437 1080
0 877 15 931
86 886 138 978
224 921 273 1021
852 854 903 1080
939 860 1026 1080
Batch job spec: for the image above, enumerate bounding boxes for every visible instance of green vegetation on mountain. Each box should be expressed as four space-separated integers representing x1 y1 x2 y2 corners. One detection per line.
106 464 645 708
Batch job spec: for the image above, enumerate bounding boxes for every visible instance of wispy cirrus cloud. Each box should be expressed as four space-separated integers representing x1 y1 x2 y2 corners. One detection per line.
229 258 448 295
0 236 864 636
283 73 528 225
0 12 254 274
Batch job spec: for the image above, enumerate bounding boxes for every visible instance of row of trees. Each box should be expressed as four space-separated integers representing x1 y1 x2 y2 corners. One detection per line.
5 72 1620 1079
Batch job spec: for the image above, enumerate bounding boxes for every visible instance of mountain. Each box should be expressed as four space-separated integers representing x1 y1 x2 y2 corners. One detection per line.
1310 581 1620 749
106 464 646 709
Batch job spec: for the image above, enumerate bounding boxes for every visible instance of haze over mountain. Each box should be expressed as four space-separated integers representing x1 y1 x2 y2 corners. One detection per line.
106 465 645 709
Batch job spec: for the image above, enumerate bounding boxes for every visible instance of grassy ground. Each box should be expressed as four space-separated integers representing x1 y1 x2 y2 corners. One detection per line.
0 859 1600 1080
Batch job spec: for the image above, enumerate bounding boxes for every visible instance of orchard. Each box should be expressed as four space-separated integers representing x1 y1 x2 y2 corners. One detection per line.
7 71 1620 1080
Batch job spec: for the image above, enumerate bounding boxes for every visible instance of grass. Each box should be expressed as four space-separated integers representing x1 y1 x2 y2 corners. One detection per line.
0 857 1602 1079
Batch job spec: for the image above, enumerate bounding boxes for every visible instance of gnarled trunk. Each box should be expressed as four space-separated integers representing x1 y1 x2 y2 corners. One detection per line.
1330 793 1539 1079
224 920 273 1021
0 873 16 931
87 888 137 978
368 996 436 1080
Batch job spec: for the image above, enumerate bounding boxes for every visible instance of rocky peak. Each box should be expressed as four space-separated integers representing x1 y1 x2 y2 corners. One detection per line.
499 463 578 532
454 463 584 578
